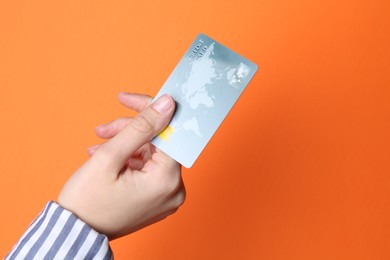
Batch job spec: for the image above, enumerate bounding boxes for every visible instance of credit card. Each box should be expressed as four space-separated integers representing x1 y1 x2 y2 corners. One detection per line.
151 33 258 168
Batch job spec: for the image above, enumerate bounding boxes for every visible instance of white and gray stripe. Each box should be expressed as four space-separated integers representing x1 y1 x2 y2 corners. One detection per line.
5 201 113 260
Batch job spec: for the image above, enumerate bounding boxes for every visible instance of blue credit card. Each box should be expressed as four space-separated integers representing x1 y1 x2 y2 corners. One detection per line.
152 33 258 168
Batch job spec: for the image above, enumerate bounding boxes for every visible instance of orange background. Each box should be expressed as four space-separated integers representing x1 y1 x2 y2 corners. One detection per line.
0 0 389 259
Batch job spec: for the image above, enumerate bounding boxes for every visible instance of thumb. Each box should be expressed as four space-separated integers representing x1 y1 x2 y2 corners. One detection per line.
94 94 175 172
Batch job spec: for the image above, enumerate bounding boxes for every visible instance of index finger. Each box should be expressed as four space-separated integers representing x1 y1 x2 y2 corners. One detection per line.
118 92 153 112
93 94 175 174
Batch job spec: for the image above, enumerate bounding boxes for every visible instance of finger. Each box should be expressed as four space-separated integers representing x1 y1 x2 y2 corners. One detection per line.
169 184 186 209
87 144 101 156
118 92 153 112
127 158 145 170
143 147 181 176
94 94 175 173
95 117 132 139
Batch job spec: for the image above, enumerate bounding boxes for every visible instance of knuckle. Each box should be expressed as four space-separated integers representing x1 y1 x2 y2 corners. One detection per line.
174 188 186 207
115 117 131 129
161 175 182 195
153 174 182 200
130 114 154 135
122 117 132 126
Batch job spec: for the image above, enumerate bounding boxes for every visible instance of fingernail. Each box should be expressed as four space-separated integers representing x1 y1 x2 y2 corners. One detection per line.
152 94 172 113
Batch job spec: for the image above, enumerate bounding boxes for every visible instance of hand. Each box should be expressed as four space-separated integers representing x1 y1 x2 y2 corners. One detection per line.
57 93 185 240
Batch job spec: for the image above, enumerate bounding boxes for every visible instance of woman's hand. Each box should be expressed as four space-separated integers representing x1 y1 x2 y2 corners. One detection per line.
57 93 185 240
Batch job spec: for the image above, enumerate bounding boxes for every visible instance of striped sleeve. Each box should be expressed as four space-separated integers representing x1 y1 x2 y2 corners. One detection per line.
5 201 113 260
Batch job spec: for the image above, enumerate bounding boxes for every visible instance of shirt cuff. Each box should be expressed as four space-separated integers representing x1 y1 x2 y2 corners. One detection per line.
6 201 113 260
